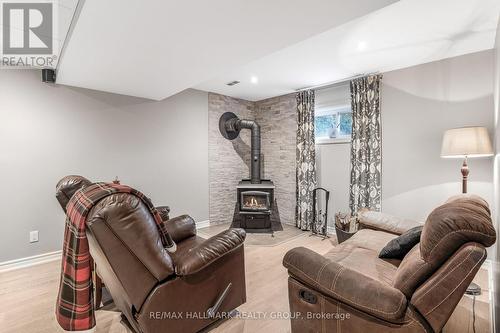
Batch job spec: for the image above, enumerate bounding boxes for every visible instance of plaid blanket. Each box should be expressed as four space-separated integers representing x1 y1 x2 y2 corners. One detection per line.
55 182 176 331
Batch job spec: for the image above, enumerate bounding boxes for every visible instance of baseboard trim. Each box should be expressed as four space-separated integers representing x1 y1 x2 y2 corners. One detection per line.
0 250 62 273
196 220 210 229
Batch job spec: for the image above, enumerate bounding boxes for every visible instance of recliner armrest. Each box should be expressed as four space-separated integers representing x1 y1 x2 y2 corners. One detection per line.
358 209 422 235
175 228 246 276
283 247 407 322
164 214 197 243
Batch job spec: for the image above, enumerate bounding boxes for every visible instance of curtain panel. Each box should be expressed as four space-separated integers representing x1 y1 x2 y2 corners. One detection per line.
296 90 317 230
349 74 383 215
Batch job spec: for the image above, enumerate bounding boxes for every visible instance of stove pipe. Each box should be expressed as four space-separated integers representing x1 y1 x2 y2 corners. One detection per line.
219 112 261 184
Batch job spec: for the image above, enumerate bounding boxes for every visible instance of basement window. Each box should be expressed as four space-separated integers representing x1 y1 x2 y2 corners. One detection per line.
314 83 352 145
315 105 352 144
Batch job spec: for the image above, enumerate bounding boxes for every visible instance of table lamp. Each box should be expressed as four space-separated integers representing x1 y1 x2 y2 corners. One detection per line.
441 126 493 193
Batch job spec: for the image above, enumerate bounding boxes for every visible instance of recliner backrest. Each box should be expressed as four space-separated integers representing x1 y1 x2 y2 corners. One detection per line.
55 176 176 316
392 194 496 332
86 193 175 312
393 194 495 297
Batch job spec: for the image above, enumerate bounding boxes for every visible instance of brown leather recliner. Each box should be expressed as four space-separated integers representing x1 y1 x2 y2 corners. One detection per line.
56 176 247 333
283 194 496 333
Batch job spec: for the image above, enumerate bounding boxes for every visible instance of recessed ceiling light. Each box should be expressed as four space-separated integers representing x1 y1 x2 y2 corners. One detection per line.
357 41 367 51
250 76 258 84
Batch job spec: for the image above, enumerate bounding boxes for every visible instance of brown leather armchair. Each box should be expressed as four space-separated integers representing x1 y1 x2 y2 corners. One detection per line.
283 194 496 333
56 176 247 333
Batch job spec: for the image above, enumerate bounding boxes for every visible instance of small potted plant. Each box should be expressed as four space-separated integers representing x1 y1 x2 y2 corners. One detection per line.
335 212 358 244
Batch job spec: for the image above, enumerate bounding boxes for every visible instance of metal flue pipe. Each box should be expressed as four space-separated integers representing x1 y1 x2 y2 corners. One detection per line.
219 112 261 184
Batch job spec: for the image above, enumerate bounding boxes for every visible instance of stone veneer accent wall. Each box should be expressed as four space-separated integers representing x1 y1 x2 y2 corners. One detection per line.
209 93 255 225
255 94 297 226
208 92 297 225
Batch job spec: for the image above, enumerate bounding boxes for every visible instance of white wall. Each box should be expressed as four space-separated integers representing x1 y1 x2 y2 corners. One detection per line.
0 70 209 263
494 18 500 257
382 50 494 221
492 19 500 331
316 143 351 225
316 84 352 226
316 50 495 227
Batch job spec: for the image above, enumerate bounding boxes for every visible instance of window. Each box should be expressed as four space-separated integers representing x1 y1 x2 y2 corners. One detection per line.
314 84 352 144
315 105 352 144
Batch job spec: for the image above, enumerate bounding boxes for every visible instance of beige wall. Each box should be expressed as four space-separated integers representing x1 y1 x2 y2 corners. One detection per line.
0 70 209 263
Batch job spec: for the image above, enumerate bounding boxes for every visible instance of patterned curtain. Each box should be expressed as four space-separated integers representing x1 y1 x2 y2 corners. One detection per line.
296 90 317 230
349 75 383 215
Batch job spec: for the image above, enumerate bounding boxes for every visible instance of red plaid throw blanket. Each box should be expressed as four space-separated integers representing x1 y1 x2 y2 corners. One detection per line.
56 182 176 331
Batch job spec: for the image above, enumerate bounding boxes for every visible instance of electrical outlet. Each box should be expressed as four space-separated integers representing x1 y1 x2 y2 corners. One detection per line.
29 230 39 243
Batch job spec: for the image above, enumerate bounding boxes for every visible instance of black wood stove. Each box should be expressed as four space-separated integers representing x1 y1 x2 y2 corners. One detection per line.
219 112 275 232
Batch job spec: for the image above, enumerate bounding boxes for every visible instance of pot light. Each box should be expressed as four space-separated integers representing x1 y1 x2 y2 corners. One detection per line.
250 76 259 84
357 41 367 51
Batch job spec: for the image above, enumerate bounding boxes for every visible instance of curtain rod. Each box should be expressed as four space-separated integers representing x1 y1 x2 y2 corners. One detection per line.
296 72 379 92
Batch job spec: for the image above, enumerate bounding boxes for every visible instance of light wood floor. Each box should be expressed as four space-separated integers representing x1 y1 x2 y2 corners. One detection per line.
0 230 491 333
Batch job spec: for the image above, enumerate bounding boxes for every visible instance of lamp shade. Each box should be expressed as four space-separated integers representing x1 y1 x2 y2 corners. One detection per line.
441 126 493 158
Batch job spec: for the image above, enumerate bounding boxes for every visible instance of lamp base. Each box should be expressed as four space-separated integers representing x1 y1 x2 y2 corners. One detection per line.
461 157 469 194
465 282 481 296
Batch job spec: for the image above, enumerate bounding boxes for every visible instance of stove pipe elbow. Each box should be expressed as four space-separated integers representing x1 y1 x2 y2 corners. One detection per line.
219 113 261 184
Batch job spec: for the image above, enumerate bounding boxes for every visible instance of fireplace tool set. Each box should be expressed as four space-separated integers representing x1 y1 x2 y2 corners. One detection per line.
311 187 330 239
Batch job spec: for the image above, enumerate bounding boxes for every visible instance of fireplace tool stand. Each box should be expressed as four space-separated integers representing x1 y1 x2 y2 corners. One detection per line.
310 187 330 240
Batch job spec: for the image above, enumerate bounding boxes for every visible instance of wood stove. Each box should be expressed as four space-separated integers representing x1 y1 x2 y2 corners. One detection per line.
219 112 276 232
237 180 274 230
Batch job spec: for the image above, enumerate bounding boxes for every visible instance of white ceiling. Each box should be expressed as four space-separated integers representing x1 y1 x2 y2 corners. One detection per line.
197 0 500 101
56 0 397 100
54 0 79 67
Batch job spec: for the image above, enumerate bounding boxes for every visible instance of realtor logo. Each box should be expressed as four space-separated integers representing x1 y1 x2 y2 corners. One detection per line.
2 2 53 54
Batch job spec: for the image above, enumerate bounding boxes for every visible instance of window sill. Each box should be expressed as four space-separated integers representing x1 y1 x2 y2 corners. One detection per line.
316 137 351 145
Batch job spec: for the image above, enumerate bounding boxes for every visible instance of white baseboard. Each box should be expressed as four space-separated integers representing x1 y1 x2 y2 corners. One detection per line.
196 220 211 229
0 250 62 273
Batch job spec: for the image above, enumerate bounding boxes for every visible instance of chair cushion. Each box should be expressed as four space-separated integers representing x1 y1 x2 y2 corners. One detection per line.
341 228 399 254
324 243 398 286
379 226 423 260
